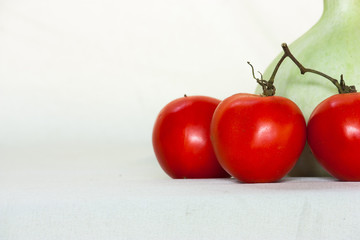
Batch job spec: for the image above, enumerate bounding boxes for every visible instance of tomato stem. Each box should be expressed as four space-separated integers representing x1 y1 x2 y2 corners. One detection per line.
269 43 357 94
248 61 276 96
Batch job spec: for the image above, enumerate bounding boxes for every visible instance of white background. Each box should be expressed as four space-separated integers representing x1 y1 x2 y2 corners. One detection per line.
5 2 359 240
0 0 322 151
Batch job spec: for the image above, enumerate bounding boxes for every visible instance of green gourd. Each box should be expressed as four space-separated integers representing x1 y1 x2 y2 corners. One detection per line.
256 0 360 176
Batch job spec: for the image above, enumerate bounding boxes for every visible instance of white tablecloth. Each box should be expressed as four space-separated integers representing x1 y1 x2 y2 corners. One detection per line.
1 145 359 240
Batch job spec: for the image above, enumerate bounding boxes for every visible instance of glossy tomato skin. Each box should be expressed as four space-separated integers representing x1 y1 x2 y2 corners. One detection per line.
307 93 360 181
211 94 306 183
152 96 230 179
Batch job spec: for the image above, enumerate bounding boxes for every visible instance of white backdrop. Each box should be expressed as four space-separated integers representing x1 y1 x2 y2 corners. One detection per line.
5 2 354 240
0 0 322 150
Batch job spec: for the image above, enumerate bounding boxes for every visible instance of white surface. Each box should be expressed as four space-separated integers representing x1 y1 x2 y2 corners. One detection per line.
2 171 360 239
2 145 360 240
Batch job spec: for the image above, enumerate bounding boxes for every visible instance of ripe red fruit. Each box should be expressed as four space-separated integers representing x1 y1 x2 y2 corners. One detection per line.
153 95 230 179
308 92 360 181
211 93 306 183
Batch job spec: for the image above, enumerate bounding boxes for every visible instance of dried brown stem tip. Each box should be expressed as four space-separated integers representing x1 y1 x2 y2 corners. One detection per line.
248 61 276 97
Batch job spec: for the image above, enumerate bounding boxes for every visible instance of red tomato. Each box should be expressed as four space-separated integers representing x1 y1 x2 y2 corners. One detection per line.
211 94 306 183
307 93 360 181
152 95 230 179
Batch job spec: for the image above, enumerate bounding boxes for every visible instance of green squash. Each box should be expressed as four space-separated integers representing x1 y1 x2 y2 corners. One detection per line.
256 0 360 176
